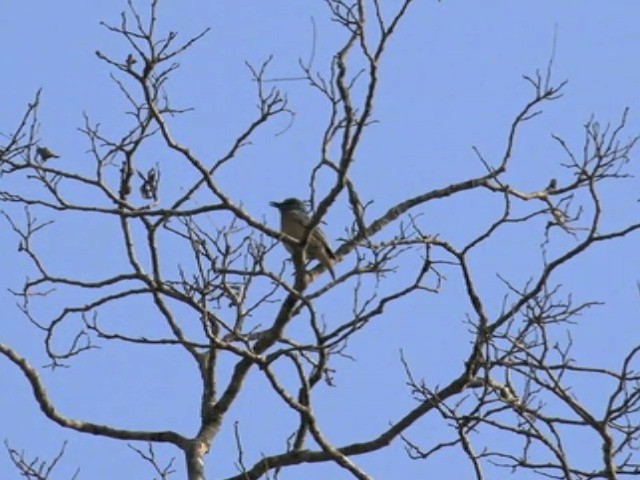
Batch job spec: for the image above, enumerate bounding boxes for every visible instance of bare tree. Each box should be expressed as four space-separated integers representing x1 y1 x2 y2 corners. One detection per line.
2 1 640 479
5 440 79 480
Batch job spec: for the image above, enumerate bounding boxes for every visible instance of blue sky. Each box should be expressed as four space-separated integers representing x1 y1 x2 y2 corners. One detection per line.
1 1 640 479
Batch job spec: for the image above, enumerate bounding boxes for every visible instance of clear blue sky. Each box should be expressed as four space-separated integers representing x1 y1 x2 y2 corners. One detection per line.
1 1 640 479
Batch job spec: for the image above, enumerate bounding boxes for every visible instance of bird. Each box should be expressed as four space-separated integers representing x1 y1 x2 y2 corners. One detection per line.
36 146 60 161
270 197 336 279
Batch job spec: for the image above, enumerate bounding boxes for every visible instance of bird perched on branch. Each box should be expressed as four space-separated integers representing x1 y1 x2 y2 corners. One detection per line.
36 146 60 161
270 197 336 279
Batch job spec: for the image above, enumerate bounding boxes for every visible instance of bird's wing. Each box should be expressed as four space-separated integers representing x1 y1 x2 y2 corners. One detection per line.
288 210 335 257
311 225 336 259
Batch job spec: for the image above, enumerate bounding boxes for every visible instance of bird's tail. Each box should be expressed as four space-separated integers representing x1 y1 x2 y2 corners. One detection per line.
320 248 336 280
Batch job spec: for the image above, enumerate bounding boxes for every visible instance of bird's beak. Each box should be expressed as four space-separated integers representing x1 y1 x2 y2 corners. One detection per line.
269 201 280 208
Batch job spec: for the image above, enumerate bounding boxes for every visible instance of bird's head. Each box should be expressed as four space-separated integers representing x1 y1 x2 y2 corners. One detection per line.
269 198 307 213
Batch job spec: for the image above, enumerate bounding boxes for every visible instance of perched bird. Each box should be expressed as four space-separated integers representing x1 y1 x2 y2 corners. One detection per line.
36 146 60 161
270 198 336 279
